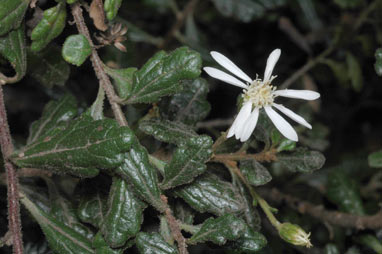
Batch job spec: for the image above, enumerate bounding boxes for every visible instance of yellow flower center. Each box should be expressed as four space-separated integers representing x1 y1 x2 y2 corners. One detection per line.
243 79 276 108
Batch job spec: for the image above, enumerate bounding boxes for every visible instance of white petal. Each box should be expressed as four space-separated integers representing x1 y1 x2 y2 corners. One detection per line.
264 105 298 141
240 107 260 142
273 103 312 129
204 67 248 89
263 49 281 83
273 89 320 100
210 51 252 83
227 102 252 139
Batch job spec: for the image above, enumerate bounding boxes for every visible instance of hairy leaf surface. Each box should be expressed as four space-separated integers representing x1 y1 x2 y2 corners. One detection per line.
0 0 29 36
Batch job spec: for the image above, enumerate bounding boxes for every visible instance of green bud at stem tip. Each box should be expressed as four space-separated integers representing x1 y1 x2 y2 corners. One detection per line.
278 222 312 248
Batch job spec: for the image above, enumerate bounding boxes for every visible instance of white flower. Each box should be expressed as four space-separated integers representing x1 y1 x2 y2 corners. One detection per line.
204 49 320 142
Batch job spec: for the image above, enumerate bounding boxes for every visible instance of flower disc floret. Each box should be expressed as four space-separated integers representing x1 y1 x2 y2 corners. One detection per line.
243 80 276 108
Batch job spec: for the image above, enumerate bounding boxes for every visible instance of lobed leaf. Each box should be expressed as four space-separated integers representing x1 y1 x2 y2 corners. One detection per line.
62 34 92 66
161 135 213 189
0 0 29 36
117 142 165 212
13 116 135 177
101 177 143 248
28 46 70 88
124 47 202 104
31 3 67 52
174 173 245 216
188 214 246 245
135 232 178 254
240 160 272 187
277 148 325 173
139 119 198 145
0 25 26 84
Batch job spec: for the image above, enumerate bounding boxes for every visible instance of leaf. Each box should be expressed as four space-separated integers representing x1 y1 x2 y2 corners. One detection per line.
139 119 198 145
12 116 135 177
104 66 137 99
326 170 365 215
28 46 70 88
93 232 124 254
240 160 272 187
135 232 178 254
89 0 107 31
124 47 202 104
161 78 211 125
31 3 67 52
116 142 165 212
211 0 285 23
174 173 245 216
0 0 29 36
346 52 363 92
235 180 261 231
62 34 92 66
277 148 325 173
355 234 382 254
375 48 382 76
21 192 94 254
27 95 77 144
333 0 363 8
226 225 267 253
0 25 26 84
77 190 106 228
104 0 122 20
174 201 194 225
368 150 382 168
323 58 349 85
101 177 143 248
324 243 341 254
161 136 212 189
188 214 246 245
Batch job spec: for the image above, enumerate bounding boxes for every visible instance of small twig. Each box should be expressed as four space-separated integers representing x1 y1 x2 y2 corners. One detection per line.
279 17 312 55
260 187 382 230
161 195 188 254
71 3 128 127
211 149 277 163
159 0 199 48
0 84 23 254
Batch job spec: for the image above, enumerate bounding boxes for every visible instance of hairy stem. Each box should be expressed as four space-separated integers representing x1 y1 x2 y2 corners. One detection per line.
0 85 23 254
212 149 277 163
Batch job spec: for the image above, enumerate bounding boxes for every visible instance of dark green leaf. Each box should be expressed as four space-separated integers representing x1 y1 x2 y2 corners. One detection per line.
174 173 245 216
226 225 267 253
101 177 143 248
0 0 29 36
277 148 325 173
333 0 363 8
62 34 92 66
104 66 137 99
0 25 26 84
139 119 198 145
31 3 67 52
28 46 70 88
174 201 194 225
324 243 340 254
136 232 178 254
162 78 211 125
240 160 272 187
188 214 246 245
375 48 382 76
21 192 94 254
77 190 106 228
13 116 135 177
355 234 382 254
368 150 382 168
346 52 363 92
93 232 124 254
27 95 77 144
277 139 296 152
117 142 165 212
326 170 365 215
235 181 261 231
211 0 285 23
104 0 122 20
124 47 202 104
161 135 213 189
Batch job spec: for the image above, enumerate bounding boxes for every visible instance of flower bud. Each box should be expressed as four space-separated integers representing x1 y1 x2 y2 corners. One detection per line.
278 222 312 248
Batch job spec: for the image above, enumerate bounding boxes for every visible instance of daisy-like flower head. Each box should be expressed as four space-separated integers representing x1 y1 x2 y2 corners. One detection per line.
204 49 320 142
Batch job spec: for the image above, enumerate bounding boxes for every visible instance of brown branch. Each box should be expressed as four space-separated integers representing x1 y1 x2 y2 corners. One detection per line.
161 195 188 254
260 188 382 230
0 85 23 253
211 149 277 163
71 3 128 127
159 0 199 48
